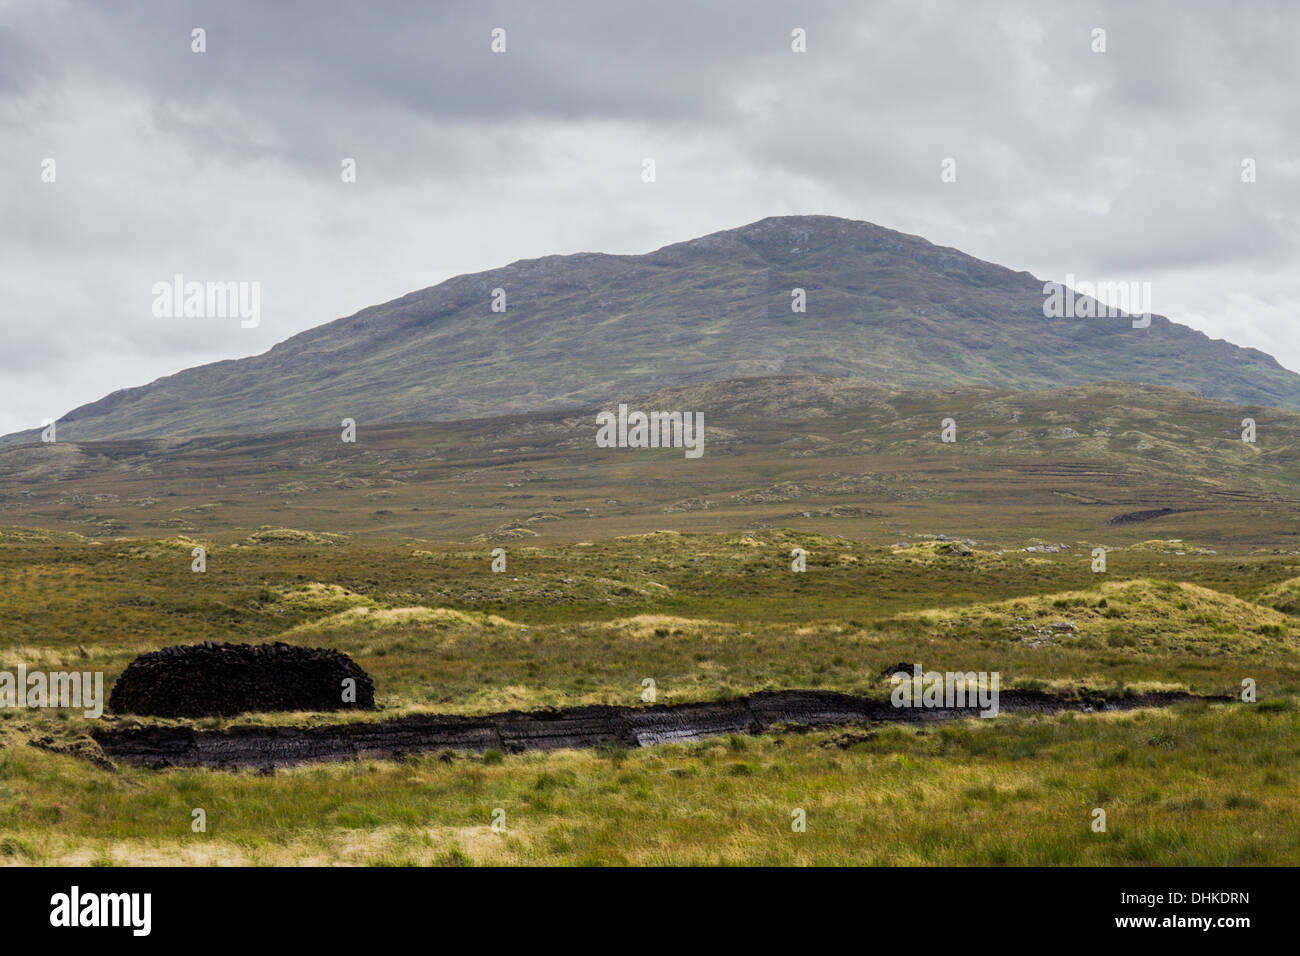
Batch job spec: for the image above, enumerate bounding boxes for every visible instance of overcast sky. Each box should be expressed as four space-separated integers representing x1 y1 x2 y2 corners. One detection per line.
2 0 1297 436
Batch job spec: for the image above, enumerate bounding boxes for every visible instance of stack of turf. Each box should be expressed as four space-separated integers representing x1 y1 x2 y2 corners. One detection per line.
109 641 375 717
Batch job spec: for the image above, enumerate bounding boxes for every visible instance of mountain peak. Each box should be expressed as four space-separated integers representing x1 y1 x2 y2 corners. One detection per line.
673 214 899 252
7 217 1300 444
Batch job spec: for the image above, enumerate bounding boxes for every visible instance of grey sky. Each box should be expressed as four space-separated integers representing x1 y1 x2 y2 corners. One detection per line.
2 0 1297 435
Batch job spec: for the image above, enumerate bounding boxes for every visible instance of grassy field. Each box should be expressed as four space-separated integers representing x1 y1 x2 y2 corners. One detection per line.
3 378 1300 863
2 524 1299 865
4 700 1298 866
5 380 1300 547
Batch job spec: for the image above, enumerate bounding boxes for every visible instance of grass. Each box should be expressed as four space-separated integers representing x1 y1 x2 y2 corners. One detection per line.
2 702 1297 865
5 380 1300 865
8 378 1300 549
1 525 1300 864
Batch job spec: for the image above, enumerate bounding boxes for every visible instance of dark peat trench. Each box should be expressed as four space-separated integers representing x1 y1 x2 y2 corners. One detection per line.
92 688 1222 770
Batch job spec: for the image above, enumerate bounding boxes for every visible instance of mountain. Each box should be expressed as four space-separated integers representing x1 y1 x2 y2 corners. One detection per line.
10 215 1300 443
4 378 1299 544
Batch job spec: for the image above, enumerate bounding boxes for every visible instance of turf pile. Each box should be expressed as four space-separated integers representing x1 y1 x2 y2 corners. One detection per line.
109 641 375 717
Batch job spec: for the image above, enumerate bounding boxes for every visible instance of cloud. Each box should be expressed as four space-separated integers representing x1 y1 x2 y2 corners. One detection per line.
1 0 1297 434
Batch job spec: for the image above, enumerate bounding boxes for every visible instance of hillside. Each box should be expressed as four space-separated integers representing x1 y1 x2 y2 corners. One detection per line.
3 377 1299 545
8 216 1300 444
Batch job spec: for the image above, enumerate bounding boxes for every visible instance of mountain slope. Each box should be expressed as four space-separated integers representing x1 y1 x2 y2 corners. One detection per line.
5 378 1300 544
13 215 1300 442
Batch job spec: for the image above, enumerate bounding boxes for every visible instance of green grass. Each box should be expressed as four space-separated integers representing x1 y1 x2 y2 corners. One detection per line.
2 701 1297 865
2 526 1300 863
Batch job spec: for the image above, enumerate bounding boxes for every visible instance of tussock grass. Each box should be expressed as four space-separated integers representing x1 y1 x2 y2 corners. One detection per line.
243 527 348 546
898 578 1299 655
1259 576 1300 615
3 531 1300 863
3 702 1297 865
